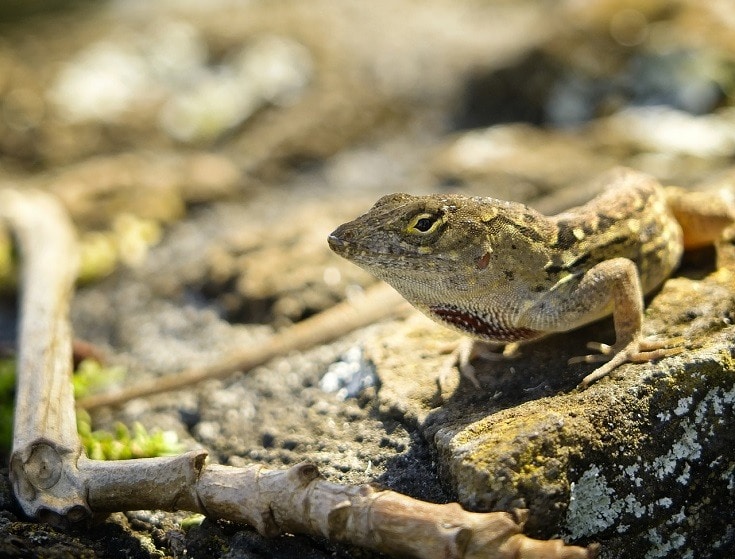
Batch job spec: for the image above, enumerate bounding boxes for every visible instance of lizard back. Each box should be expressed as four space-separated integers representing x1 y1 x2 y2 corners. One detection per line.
549 168 683 296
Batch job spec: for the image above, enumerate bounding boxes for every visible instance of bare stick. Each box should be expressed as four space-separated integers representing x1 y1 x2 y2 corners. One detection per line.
196 462 598 559
77 281 409 410
80 455 597 559
1 188 85 523
3 188 597 558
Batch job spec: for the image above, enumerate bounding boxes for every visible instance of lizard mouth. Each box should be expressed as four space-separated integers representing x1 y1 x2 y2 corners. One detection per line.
327 233 348 251
327 222 355 255
328 232 410 259
328 226 391 257
327 231 369 257
328 224 436 261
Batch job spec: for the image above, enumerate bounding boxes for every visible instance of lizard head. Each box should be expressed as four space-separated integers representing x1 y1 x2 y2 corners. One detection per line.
328 192 552 308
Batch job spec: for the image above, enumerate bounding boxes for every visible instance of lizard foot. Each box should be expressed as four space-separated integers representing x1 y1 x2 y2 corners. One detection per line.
572 336 685 388
437 339 519 390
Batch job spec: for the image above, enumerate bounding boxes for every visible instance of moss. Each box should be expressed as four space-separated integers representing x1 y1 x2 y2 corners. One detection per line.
74 359 184 460
451 406 584 521
77 410 184 460
1 358 183 460
649 353 735 431
77 215 162 284
180 514 206 530
72 358 125 399
562 351 735 547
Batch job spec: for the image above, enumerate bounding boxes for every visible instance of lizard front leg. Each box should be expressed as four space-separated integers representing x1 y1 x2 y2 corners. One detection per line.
522 257 681 388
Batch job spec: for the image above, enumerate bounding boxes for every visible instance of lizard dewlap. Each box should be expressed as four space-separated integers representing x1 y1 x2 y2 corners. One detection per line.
329 167 734 388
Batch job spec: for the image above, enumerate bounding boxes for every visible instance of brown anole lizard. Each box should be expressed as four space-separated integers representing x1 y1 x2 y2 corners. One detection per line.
328 167 735 388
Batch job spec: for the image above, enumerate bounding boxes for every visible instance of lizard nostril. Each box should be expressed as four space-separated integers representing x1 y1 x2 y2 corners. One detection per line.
328 233 349 250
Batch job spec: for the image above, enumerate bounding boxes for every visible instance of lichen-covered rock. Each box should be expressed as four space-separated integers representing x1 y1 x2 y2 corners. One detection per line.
369 244 735 558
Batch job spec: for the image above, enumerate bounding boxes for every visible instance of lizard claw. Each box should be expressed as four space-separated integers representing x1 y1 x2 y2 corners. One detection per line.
568 342 614 364
628 336 685 361
436 349 481 394
437 339 517 390
574 336 685 388
458 338 483 388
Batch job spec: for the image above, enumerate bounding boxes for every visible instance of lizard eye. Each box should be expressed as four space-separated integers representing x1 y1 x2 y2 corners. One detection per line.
415 218 434 231
407 213 441 234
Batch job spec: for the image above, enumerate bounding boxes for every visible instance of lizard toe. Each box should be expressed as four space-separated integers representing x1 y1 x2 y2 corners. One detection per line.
576 335 685 388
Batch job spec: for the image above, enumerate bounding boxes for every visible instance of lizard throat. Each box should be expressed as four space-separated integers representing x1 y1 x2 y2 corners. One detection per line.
429 304 539 342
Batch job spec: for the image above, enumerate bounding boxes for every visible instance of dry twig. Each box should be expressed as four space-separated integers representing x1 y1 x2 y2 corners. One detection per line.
77 282 408 410
3 188 597 559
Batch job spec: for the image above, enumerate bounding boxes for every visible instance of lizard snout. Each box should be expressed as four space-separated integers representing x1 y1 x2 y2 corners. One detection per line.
327 225 352 253
327 233 347 248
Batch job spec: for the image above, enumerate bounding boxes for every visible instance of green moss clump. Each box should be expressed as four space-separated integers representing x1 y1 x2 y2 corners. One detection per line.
77 232 118 284
72 358 125 399
73 358 184 459
180 514 206 530
1 357 184 460
77 409 184 460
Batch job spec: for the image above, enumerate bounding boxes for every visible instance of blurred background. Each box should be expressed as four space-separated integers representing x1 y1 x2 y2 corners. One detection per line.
2 0 734 200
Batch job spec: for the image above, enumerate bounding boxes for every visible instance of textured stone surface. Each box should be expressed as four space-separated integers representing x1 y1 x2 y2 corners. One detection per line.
369 244 735 558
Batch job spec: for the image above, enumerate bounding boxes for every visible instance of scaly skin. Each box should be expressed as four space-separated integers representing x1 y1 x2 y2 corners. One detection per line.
328 167 734 388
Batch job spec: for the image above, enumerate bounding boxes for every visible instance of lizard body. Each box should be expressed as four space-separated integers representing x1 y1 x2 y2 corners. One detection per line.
328 167 734 388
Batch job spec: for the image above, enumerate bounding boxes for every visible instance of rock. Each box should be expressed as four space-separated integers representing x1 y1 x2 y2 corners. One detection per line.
367 239 735 557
